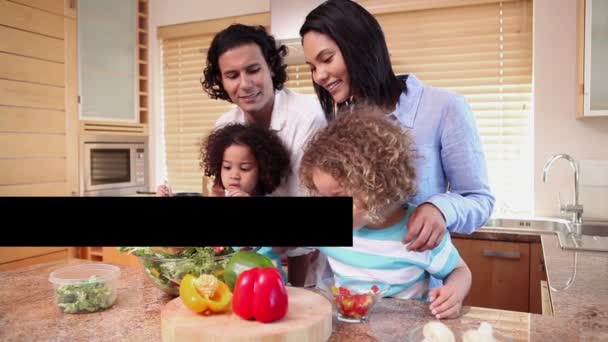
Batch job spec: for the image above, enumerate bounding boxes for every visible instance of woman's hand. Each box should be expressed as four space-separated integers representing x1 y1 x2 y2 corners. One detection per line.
428 284 464 319
403 203 447 251
156 184 173 197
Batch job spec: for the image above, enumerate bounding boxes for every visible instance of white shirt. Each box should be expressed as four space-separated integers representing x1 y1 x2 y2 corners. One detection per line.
215 88 327 197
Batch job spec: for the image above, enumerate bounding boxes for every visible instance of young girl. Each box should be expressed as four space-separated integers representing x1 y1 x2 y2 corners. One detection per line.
200 122 290 197
200 122 307 284
160 123 291 280
299 107 472 320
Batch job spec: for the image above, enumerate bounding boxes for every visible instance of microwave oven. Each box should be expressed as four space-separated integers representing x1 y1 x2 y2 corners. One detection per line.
80 135 148 196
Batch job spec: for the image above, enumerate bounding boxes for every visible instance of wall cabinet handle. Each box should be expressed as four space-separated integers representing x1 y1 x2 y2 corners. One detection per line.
69 0 76 9
482 249 521 260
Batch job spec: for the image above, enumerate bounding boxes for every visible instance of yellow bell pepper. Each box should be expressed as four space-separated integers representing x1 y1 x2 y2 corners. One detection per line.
179 274 232 314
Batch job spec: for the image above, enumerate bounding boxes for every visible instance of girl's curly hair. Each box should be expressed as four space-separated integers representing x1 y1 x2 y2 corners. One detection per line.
299 105 418 223
200 123 291 196
202 24 288 101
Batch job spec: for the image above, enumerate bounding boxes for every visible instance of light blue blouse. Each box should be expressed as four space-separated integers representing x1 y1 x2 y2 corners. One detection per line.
391 74 495 234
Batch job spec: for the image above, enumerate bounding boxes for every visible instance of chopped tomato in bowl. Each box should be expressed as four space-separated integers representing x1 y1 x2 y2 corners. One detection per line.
326 276 389 323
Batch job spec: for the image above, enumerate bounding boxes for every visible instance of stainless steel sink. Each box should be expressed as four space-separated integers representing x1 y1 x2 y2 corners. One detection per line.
483 217 570 234
482 217 608 252
557 220 608 252
579 221 608 237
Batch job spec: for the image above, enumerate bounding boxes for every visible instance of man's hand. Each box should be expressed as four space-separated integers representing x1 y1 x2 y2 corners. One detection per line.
403 203 447 251
156 184 173 197
428 283 464 319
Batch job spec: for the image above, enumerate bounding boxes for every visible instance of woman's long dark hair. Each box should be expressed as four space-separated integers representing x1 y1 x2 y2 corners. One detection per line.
300 0 405 120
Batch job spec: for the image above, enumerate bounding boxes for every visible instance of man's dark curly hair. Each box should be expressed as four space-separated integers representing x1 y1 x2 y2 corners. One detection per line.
202 24 288 101
200 123 291 196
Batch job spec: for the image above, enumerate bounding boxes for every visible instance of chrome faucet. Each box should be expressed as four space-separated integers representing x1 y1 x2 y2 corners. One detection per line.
542 154 584 233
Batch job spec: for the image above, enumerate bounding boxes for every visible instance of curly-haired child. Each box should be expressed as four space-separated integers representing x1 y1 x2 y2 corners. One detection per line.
199 122 307 284
200 122 290 197
300 107 472 319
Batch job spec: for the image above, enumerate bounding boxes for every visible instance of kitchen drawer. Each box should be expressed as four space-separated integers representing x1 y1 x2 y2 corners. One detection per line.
453 238 531 312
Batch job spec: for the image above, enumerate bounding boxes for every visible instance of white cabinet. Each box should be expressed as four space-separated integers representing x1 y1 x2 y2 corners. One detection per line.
577 0 608 118
78 0 138 122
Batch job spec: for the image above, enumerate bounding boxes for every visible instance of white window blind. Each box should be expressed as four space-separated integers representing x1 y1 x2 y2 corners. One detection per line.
160 2 533 216
366 0 533 216
284 65 316 95
162 34 235 192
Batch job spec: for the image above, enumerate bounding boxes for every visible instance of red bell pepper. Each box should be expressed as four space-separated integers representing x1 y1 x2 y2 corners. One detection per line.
232 267 288 323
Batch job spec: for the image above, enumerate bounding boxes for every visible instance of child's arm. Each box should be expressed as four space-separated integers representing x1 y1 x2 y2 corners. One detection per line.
428 257 471 319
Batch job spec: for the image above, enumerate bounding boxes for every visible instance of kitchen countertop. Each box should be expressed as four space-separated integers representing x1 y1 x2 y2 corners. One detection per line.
1 243 603 342
540 234 608 333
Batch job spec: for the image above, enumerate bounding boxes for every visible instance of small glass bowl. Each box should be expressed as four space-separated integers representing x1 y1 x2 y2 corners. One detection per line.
49 263 120 314
323 276 390 323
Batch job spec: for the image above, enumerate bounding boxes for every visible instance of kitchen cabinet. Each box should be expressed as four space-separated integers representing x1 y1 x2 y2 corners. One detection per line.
79 246 140 266
0 247 77 271
0 0 79 196
78 0 137 122
576 0 608 118
452 238 546 314
102 247 140 266
0 0 149 196
78 0 149 125
529 241 547 314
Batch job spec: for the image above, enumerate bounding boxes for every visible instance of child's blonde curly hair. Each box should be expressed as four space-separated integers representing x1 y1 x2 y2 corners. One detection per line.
299 105 418 224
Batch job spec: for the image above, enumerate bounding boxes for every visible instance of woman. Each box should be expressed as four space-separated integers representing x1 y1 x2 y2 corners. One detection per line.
300 0 495 251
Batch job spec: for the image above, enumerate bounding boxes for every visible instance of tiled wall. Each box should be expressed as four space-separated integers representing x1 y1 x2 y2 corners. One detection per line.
579 160 608 220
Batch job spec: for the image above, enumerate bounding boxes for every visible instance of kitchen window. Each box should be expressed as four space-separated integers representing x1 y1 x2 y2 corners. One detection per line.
159 1 533 217
158 14 268 193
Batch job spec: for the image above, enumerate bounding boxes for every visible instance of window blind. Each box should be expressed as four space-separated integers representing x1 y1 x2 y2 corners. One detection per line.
160 15 270 192
284 64 316 95
162 34 235 192
364 0 533 216
160 1 533 216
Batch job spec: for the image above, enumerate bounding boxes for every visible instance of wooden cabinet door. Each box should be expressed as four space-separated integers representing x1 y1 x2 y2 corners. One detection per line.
0 0 78 196
452 238 530 312
0 247 76 271
529 242 547 314
102 247 140 266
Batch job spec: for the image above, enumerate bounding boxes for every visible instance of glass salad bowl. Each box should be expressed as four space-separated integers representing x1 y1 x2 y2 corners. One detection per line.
322 275 390 323
119 247 255 296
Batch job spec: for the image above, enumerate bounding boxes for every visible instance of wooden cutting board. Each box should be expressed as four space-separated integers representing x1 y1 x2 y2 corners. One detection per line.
161 287 333 342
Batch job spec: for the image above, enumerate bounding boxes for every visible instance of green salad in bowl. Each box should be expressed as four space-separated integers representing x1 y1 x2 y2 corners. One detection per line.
117 247 248 296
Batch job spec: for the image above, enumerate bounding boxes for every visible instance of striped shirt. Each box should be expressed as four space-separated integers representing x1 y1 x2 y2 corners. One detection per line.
318 205 461 300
